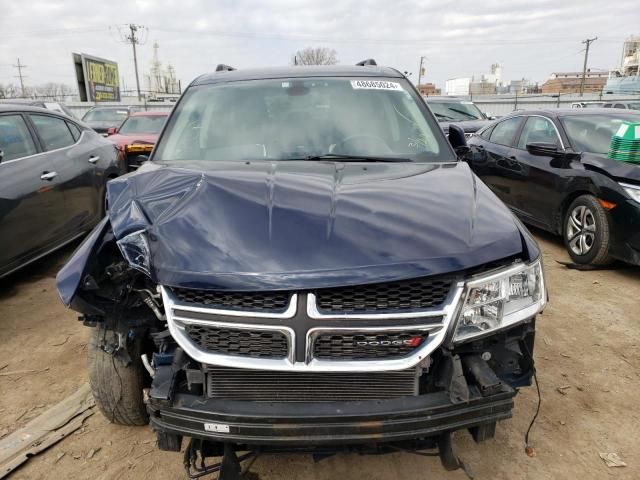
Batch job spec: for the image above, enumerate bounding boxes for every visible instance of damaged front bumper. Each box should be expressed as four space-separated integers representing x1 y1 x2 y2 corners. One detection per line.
148 386 516 446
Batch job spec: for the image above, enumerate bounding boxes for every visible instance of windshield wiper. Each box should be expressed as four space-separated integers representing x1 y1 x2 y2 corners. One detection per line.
446 107 481 120
433 112 458 121
299 153 412 163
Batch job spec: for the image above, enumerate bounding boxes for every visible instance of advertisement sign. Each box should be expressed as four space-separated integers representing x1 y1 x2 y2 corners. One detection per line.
72 53 120 102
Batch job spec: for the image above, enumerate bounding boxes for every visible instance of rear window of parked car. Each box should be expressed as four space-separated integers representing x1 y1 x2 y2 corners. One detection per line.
0 115 37 161
489 117 523 146
30 114 76 150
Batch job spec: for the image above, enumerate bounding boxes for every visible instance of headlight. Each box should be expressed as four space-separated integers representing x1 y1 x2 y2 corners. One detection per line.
620 182 640 204
453 260 545 343
116 230 151 275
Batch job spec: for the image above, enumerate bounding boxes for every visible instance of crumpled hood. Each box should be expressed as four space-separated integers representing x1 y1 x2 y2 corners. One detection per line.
440 119 492 134
106 161 529 290
581 153 640 182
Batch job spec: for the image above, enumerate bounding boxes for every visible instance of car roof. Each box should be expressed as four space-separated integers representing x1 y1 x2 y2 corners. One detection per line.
504 108 640 118
424 97 471 103
0 104 59 114
0 99 43 106
87 105 137 110
129 110 170 117
192 65 403 86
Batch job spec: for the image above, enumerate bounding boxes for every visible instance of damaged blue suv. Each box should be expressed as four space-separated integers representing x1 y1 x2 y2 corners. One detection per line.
57 60 546 477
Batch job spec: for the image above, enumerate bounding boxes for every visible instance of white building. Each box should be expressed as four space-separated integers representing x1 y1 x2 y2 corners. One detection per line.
445 77 470 96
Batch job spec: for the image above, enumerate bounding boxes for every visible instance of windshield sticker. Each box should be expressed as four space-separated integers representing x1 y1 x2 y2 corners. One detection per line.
351 80 403 91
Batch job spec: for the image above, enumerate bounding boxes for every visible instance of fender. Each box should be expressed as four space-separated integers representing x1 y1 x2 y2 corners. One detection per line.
56 216 112 313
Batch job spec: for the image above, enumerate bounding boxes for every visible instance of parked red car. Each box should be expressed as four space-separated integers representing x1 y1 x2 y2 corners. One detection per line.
107 111 169 170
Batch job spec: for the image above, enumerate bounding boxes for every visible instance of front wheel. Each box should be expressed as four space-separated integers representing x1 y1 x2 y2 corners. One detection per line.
563 195 612 266
88 324 149 426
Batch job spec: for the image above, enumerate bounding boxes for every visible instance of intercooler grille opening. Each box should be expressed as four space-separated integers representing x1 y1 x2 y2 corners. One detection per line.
205 367 419 402
313 331 431 360
172 288 291 312
184 325 288 359
314 277 453 314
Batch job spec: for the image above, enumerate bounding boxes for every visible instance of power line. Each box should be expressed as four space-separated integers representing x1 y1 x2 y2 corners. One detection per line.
580 37 598 97
12 58 27 96
116 24 148 100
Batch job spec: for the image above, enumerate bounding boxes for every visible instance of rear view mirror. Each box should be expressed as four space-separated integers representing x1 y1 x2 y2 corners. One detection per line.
107 127 117 136
526 142 561 157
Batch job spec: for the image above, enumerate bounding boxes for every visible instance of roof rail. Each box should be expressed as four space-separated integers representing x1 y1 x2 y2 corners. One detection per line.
356 59 377 66
215 64 236 72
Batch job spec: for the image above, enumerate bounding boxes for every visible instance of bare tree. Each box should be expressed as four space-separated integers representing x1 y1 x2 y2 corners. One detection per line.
292 47 338 66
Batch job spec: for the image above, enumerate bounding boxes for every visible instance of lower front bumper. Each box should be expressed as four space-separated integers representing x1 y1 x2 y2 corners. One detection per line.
148 386 516 446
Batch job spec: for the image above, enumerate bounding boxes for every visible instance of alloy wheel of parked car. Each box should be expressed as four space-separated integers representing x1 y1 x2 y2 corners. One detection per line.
563 195 612 265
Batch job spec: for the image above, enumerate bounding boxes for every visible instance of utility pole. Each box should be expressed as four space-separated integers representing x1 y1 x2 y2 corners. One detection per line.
580 37 598 97
417 56 426 86
121 24 146 100
13 58 27 97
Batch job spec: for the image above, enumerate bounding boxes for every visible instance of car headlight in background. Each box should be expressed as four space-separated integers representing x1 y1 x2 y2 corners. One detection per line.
116 230 151 276
453 260 545 343
619 182 640 204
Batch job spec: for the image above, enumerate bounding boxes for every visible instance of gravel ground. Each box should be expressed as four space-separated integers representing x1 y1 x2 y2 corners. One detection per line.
1 229 639 480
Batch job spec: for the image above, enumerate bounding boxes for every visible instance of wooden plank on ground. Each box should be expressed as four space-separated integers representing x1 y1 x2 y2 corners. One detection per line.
0 383 95 479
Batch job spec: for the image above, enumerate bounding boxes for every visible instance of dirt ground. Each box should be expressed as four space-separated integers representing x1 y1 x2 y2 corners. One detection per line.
1 229 639 480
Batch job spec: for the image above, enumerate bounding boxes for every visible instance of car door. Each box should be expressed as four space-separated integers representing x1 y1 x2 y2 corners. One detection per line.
0 113 62 274
508 115 565 229
28 113 101 233
471 116 525 208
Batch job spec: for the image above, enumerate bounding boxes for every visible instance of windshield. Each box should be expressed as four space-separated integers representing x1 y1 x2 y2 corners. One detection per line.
627 102 640 110
560 114 640 154
427 101 485 122
82 108 129 122
154 77 454 163
118 115 167 134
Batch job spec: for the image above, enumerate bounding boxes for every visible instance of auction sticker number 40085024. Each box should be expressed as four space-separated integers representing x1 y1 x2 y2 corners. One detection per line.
350 80 403 91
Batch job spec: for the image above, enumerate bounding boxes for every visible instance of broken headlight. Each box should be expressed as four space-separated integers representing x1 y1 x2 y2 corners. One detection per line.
453 259 545 343
116 230 151 276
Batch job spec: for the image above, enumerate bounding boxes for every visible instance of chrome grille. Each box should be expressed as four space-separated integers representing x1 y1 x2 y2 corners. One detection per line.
313 330 432 360
314 277 452 314
171 287 291 312
205 367 419 402
184 324 288 359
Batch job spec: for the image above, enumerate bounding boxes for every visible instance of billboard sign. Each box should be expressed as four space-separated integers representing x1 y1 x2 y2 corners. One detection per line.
72 53 120 102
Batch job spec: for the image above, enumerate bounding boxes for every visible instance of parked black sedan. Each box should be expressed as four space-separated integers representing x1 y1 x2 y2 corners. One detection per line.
467 109 640 266
0 105 124 278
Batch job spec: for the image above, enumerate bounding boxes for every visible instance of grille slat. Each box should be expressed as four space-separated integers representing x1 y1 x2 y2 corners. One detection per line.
313 331 431 360
184 325 288 359
206 367 418 402
314 277 452 314
172 288 291 312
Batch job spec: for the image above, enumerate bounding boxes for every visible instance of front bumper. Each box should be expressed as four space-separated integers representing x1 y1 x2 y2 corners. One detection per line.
148 386 516 446
609 199 640 266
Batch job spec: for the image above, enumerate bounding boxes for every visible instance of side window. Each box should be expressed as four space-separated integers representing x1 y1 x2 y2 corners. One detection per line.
614 104 626 109
489 117 523 146
67 122 82 142
517 117 560 149
603 103 613 108
0 114 38 162
30 114 75 150
480 125 495 140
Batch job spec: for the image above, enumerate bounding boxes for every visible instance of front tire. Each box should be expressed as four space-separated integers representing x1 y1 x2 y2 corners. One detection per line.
563 195 612 266
88 324 149 426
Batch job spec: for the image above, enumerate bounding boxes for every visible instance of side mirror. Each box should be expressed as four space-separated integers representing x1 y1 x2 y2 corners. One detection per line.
484 111 496 120
0 150 4 163
106 127 117 136
448 124 469 158
526 142 562 157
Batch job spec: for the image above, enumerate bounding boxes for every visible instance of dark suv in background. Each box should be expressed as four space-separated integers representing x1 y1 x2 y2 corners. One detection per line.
425 97 493 136
57 61 547 477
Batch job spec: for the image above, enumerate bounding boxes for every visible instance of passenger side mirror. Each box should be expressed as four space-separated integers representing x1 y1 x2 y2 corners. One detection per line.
484 111 496 120
107 127 117 136
448 124 469 159
526 142 562 157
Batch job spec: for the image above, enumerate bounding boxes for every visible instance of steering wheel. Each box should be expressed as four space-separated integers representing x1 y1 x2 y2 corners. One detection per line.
333 134 392 155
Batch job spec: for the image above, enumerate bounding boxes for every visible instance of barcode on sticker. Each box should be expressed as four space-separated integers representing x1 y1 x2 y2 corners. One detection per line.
351 80 403 91
204 423 230 433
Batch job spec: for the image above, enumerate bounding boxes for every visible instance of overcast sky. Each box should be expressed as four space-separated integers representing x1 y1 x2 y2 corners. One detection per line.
0 0 638 93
